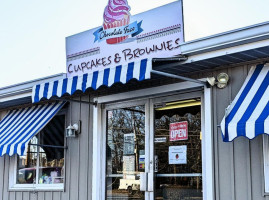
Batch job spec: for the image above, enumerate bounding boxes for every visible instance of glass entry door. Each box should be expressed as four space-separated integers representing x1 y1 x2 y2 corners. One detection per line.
152 96 203 200
105 102 148 200
103 93 203 200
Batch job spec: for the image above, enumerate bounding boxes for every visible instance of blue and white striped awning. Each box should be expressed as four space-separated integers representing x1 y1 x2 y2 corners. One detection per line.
32 59 151 103
221 64 269 142
0 101 65 156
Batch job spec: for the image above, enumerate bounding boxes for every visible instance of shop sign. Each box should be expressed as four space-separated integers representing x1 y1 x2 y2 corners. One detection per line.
66 0 184 77
169 145 187 164
169 121 188 141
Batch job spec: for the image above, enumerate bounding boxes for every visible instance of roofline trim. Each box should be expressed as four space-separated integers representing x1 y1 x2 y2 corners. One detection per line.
181 21 269 55
0 73 66 91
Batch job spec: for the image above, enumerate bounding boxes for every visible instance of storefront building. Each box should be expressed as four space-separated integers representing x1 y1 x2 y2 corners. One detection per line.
0 2 269 200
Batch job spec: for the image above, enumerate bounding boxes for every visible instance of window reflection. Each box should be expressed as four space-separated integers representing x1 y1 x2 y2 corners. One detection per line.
16 115 65 185
106 106 145 199
17 137 38 184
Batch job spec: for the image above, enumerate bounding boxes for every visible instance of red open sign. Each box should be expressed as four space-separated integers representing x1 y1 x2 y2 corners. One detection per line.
169 121 188 141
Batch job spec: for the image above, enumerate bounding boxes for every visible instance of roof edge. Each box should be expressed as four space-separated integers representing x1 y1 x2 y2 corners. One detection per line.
181 21 269 55
0 73 66 100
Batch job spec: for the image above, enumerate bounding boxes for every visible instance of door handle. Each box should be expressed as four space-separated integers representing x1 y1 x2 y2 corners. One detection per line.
147 172 154 192
140 172 147 191
140 172 154 192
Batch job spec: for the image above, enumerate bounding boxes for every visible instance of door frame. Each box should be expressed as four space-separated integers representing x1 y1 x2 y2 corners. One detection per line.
92 81 214 200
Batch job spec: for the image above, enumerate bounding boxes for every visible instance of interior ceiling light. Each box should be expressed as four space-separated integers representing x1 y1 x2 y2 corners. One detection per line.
156 99 201 111
206 73 229 89
165 99 197 105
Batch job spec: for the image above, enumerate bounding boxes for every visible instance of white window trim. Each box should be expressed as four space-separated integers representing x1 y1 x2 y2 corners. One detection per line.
92 81 214 200
8 112 67 192
263 135 269 194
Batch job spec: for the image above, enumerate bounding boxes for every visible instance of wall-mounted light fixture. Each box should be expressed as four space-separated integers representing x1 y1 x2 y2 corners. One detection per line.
207 73 229 89
217 73 229 88
66 121 81 137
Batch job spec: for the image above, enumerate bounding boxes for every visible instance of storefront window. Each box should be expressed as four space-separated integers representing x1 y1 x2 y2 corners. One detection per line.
16 115 65 185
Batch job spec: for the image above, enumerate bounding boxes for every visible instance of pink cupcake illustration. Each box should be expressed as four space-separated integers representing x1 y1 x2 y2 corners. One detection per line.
103 0 131 44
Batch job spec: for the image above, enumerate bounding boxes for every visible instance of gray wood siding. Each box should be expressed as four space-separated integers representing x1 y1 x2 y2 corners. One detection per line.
0 96 93 200
0 62 268 199
213 64 267 200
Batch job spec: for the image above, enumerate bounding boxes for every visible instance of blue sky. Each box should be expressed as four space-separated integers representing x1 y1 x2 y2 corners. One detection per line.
0 0 268 88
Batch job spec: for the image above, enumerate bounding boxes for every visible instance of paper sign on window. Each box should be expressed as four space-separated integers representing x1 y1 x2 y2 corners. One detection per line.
123 155 135 179
123 133 135 155
169 121 188 141
169 145 187 164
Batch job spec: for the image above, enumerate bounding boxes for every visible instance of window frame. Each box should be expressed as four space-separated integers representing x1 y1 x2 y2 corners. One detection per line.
263 135 269 194
9 111 66 191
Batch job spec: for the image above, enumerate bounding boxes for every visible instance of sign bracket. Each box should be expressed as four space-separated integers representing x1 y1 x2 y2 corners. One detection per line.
151 56 210 87
55 98 98 107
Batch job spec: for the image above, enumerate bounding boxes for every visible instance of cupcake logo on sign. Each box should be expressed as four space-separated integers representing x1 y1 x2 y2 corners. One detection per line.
93 0 143 44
